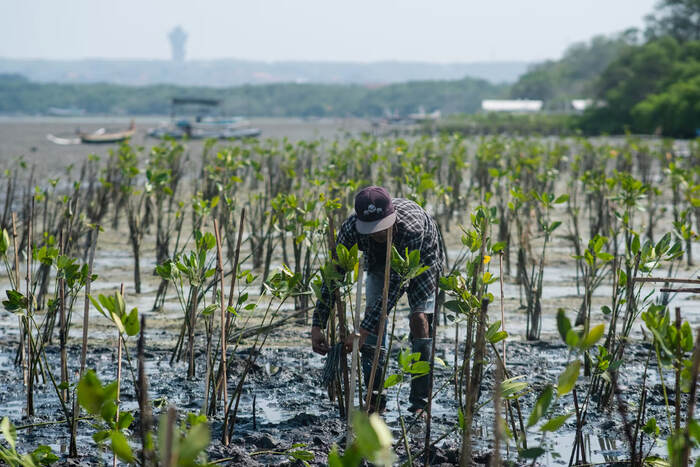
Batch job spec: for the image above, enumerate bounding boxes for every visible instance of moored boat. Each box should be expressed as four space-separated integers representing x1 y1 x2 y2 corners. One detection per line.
80 121 136 144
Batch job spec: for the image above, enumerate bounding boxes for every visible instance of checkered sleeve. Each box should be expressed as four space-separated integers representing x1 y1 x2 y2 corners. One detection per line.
312 218 357 329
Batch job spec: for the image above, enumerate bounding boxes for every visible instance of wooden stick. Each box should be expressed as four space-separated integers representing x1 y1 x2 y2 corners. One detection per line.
674 307 681 433
70 226 97 457
424 270 440 467
114 283 125 467
634 277 700 284
163 406 177 467
682 328 700 466
213 219 229 445
59 230 68 403
26 198 33 416
499 251 506 367
138 315 154 465
365 226 392 412
347 255 364 447
12 211 26 386
660 287 700 293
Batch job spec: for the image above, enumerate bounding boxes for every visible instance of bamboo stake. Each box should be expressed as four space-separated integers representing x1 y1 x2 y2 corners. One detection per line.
213 208 245 417
163 406 177 467
70 226 97 458
26 197 34 416
138 315 154 465
213 219 229 445
633 277 700 284
365 226 392 412
424 271 440 467
674 307 681 433
660 287 700 293
681 328 700 466
347 254 364 447
499 251 506 367
11 213 25 386
59 230 68 404
114 283 125 467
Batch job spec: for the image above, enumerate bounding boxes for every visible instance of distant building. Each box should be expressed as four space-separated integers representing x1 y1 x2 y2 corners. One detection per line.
571 99 593 111
481 99 543 112
169 26 187 62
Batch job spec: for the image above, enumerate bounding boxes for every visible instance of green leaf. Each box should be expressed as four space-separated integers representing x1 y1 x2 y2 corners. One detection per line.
179 421 211 462
31 444 59 466
540 413 572 432
554 194 569 204
520 447 545 459
580 324 605 350
110 430 134 463
93 430 110 443
384 374 403 388
501 376 528 399
123 308 139 336
527 385 553 428
557 361 580 396
290 449 315 461
117 412 134 430
1 416 16 451
77 370 105 415
556 309 571 344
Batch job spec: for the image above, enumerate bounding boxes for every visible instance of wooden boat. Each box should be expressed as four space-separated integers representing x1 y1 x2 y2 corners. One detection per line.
80 121 136 144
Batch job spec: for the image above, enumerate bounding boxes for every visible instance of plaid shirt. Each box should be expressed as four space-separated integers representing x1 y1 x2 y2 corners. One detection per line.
313 198 443 332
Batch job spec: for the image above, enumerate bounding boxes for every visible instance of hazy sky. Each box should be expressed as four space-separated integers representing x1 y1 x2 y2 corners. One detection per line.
2 0 657 63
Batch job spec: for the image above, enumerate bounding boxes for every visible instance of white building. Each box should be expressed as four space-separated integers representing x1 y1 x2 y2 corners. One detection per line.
481 99 543 112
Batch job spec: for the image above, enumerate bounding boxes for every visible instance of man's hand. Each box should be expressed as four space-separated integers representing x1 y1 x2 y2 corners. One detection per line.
311 326 330 355
344 327 370 353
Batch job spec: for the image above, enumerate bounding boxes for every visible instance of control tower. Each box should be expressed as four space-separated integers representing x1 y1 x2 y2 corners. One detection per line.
169 26 187 62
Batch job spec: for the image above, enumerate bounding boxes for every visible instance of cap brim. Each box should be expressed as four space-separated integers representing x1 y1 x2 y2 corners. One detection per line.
355 212 397 235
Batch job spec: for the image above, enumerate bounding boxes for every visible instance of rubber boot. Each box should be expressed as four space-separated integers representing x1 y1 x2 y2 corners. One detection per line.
409 337 433 413
360 333 387 414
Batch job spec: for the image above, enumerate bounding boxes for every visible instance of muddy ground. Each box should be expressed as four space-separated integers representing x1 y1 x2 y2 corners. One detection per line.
1 119 700 465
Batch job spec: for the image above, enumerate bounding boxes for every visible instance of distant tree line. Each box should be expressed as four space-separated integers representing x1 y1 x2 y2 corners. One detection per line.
0 73 505 118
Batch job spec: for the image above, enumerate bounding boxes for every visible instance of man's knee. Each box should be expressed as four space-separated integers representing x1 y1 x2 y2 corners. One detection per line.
409 312 430 338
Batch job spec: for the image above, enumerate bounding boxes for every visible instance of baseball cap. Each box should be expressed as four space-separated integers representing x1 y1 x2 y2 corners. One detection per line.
354 186 397 234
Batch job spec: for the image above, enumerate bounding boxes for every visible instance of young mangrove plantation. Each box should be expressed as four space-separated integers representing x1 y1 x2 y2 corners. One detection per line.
1 133 700 466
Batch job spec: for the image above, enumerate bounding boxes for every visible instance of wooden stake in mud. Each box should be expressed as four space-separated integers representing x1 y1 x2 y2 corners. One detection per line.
424 270 440 467
163 406 177 467
347 255 364 446
58 230 68 403
12 212 27 389
213 208 245 417
327 215 351 416
138 316 154 465
70 226 98 458
212 219 229 445
365 226 392 412
114 283 125 467
25 198 34 416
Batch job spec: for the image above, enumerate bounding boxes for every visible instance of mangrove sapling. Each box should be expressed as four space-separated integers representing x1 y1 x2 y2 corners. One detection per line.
0 417 58 467
148 142 185 310
520 309 605 465
640 306 696 441
383 348 431 465
76 369 137 464
328 412 396 467
520 191 568 341
571 235 614 368
156 230 217 377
